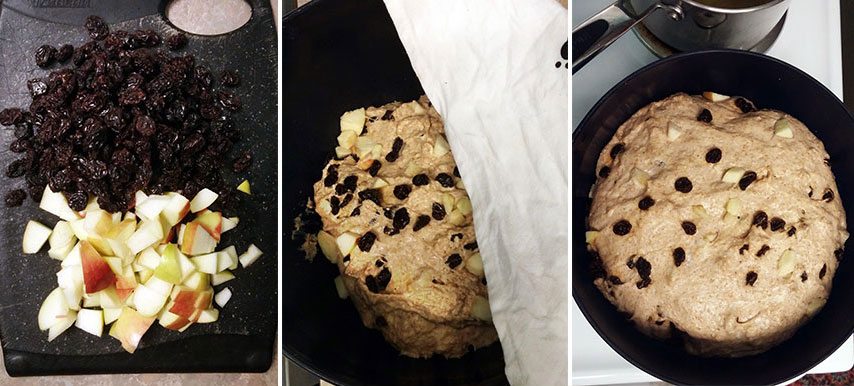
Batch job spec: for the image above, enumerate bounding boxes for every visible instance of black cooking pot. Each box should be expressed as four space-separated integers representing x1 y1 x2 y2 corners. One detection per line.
282 0 509 385
573 50 854 385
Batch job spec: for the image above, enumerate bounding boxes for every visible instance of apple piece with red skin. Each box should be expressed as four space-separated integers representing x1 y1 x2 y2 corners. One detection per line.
80 240 116 294
158 310 191 331
194 288 213 309
168 288 200 318
109 307 155 354
195 210 223 241
116 288 133 303
180 222 217 256
161 193 190 226
115 266 137 290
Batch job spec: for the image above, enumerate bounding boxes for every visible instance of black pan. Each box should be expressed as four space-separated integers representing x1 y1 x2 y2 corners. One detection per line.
573 50 854 385
282 0 508 385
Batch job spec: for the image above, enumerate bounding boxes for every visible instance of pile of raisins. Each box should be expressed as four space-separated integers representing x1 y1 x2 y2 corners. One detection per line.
0 16 250 213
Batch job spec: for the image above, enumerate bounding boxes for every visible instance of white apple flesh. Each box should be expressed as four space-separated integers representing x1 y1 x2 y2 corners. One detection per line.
189 188 218 213
23 220 52 254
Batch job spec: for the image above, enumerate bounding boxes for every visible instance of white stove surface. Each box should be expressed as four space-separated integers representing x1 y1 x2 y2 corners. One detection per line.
572 0 853 384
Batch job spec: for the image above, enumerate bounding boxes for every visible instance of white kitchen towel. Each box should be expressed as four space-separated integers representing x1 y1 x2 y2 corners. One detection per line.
383 1 568 385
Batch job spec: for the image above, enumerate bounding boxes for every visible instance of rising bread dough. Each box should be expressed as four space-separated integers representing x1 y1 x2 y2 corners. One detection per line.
586 93 848 357
313 97 497 358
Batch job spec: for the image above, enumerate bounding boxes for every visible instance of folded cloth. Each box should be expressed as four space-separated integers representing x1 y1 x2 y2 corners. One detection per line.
383 1 568 384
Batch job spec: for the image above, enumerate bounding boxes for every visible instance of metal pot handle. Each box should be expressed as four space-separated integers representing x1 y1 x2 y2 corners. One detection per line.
572 1 683 74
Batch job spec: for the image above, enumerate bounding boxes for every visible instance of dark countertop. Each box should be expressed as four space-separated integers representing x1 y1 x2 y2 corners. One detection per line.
842 0 853 108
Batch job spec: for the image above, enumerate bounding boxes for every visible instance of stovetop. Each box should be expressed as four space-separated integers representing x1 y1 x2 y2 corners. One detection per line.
572 1 852 385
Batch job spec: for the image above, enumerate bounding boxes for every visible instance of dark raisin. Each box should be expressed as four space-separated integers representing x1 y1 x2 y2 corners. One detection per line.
446 254 462 269
4 189 26 207
6 159 28 178
634 256 652 289
738 171 757 191
464 241 478 250
608 276 623 285
35 45 56 68
450 233 463 242
432 202 446 220
412 173 429 186
735 97 756 113
739 244 750 255
368 161 381 177
413 215 431 231
27 78 48 98
335 183 347 195
232 151 252 173
819 263 827 279
342 175 358 192
340 193 353 208
376 267 392 288
756 244 770 257
745 271 758 286
381 110 394 120
56 44 74 63
218 91 241 111
85 16 109 40
638 196 655 210
365 276 379 293
323 165 338 188
392 207 410 229
752 211 769 229
393 184 412 200
382 226 399 236
435 173 455 188
822 189 834 202
626 258 635 269
383 207 395 219
787 226 796 237
697 108 712 122
598 166 610 178
357 231 377 252
770 217 786 232
342 255 350 262
835 248 844 261
385 137 404 162
356 189 381 207
350 206 361 216
330 196 340 215
801 271 808 282
673 247 686 267
705 148 722 163
681 221 696 235
453 166 460 177
166 34 188 50
674 177 692 193
0 108 24 126
375 260 384 267
610 143 625 159
68 192 87 211
220 70 240 87
613 220 632 236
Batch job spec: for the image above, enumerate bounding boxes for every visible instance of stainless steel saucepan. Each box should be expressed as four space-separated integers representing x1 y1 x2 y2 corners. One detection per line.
572 0 790 73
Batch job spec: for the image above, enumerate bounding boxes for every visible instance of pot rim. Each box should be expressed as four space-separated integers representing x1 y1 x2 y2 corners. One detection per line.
678 0 789 14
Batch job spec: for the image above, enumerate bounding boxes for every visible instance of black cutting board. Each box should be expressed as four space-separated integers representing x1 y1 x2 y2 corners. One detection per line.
0 0 277 376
